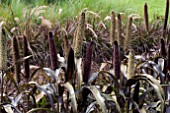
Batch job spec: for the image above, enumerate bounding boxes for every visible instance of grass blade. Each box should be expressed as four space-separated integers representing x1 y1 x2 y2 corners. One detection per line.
27 108 53 113
63 82 77 113
83 86 108 113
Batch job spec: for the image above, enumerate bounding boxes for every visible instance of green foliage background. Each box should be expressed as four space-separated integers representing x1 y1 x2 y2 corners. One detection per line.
0 0 168 23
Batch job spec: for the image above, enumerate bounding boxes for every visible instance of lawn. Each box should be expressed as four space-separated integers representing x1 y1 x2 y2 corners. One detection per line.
0 0 168 22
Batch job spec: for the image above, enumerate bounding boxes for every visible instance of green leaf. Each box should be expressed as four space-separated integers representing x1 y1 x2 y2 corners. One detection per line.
5 71 18 89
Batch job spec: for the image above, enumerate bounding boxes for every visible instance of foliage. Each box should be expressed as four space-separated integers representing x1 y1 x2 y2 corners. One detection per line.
0 0 168 24
0 0 170 113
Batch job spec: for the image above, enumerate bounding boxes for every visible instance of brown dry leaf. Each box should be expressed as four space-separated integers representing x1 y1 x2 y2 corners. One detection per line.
75 58 83 89
84 86 108 113
87 27 98 38
14 17 20 23
86 10 100 18
0 21 5 27
98 21 107 29
104 15 111 21
58 8 63 14
36 92 45 103
30 6 47 17
63 82 77 113
138 108 147 113
38 16 52 29
100 63 108 71
4 106 14 113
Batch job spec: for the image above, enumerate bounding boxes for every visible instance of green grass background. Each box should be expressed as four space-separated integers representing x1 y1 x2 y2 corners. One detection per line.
0 0 168 22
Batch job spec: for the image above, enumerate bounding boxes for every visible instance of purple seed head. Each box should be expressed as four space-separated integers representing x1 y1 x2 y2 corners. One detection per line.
12 37 21 83
113 41 120 79
48 31 59 70
83 41 93 84
160 38 167 57
66 48 75 82
144 2 149 32
23 35 30 81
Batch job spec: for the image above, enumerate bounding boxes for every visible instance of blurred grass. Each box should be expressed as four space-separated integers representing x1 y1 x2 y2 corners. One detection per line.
0 0 168 23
